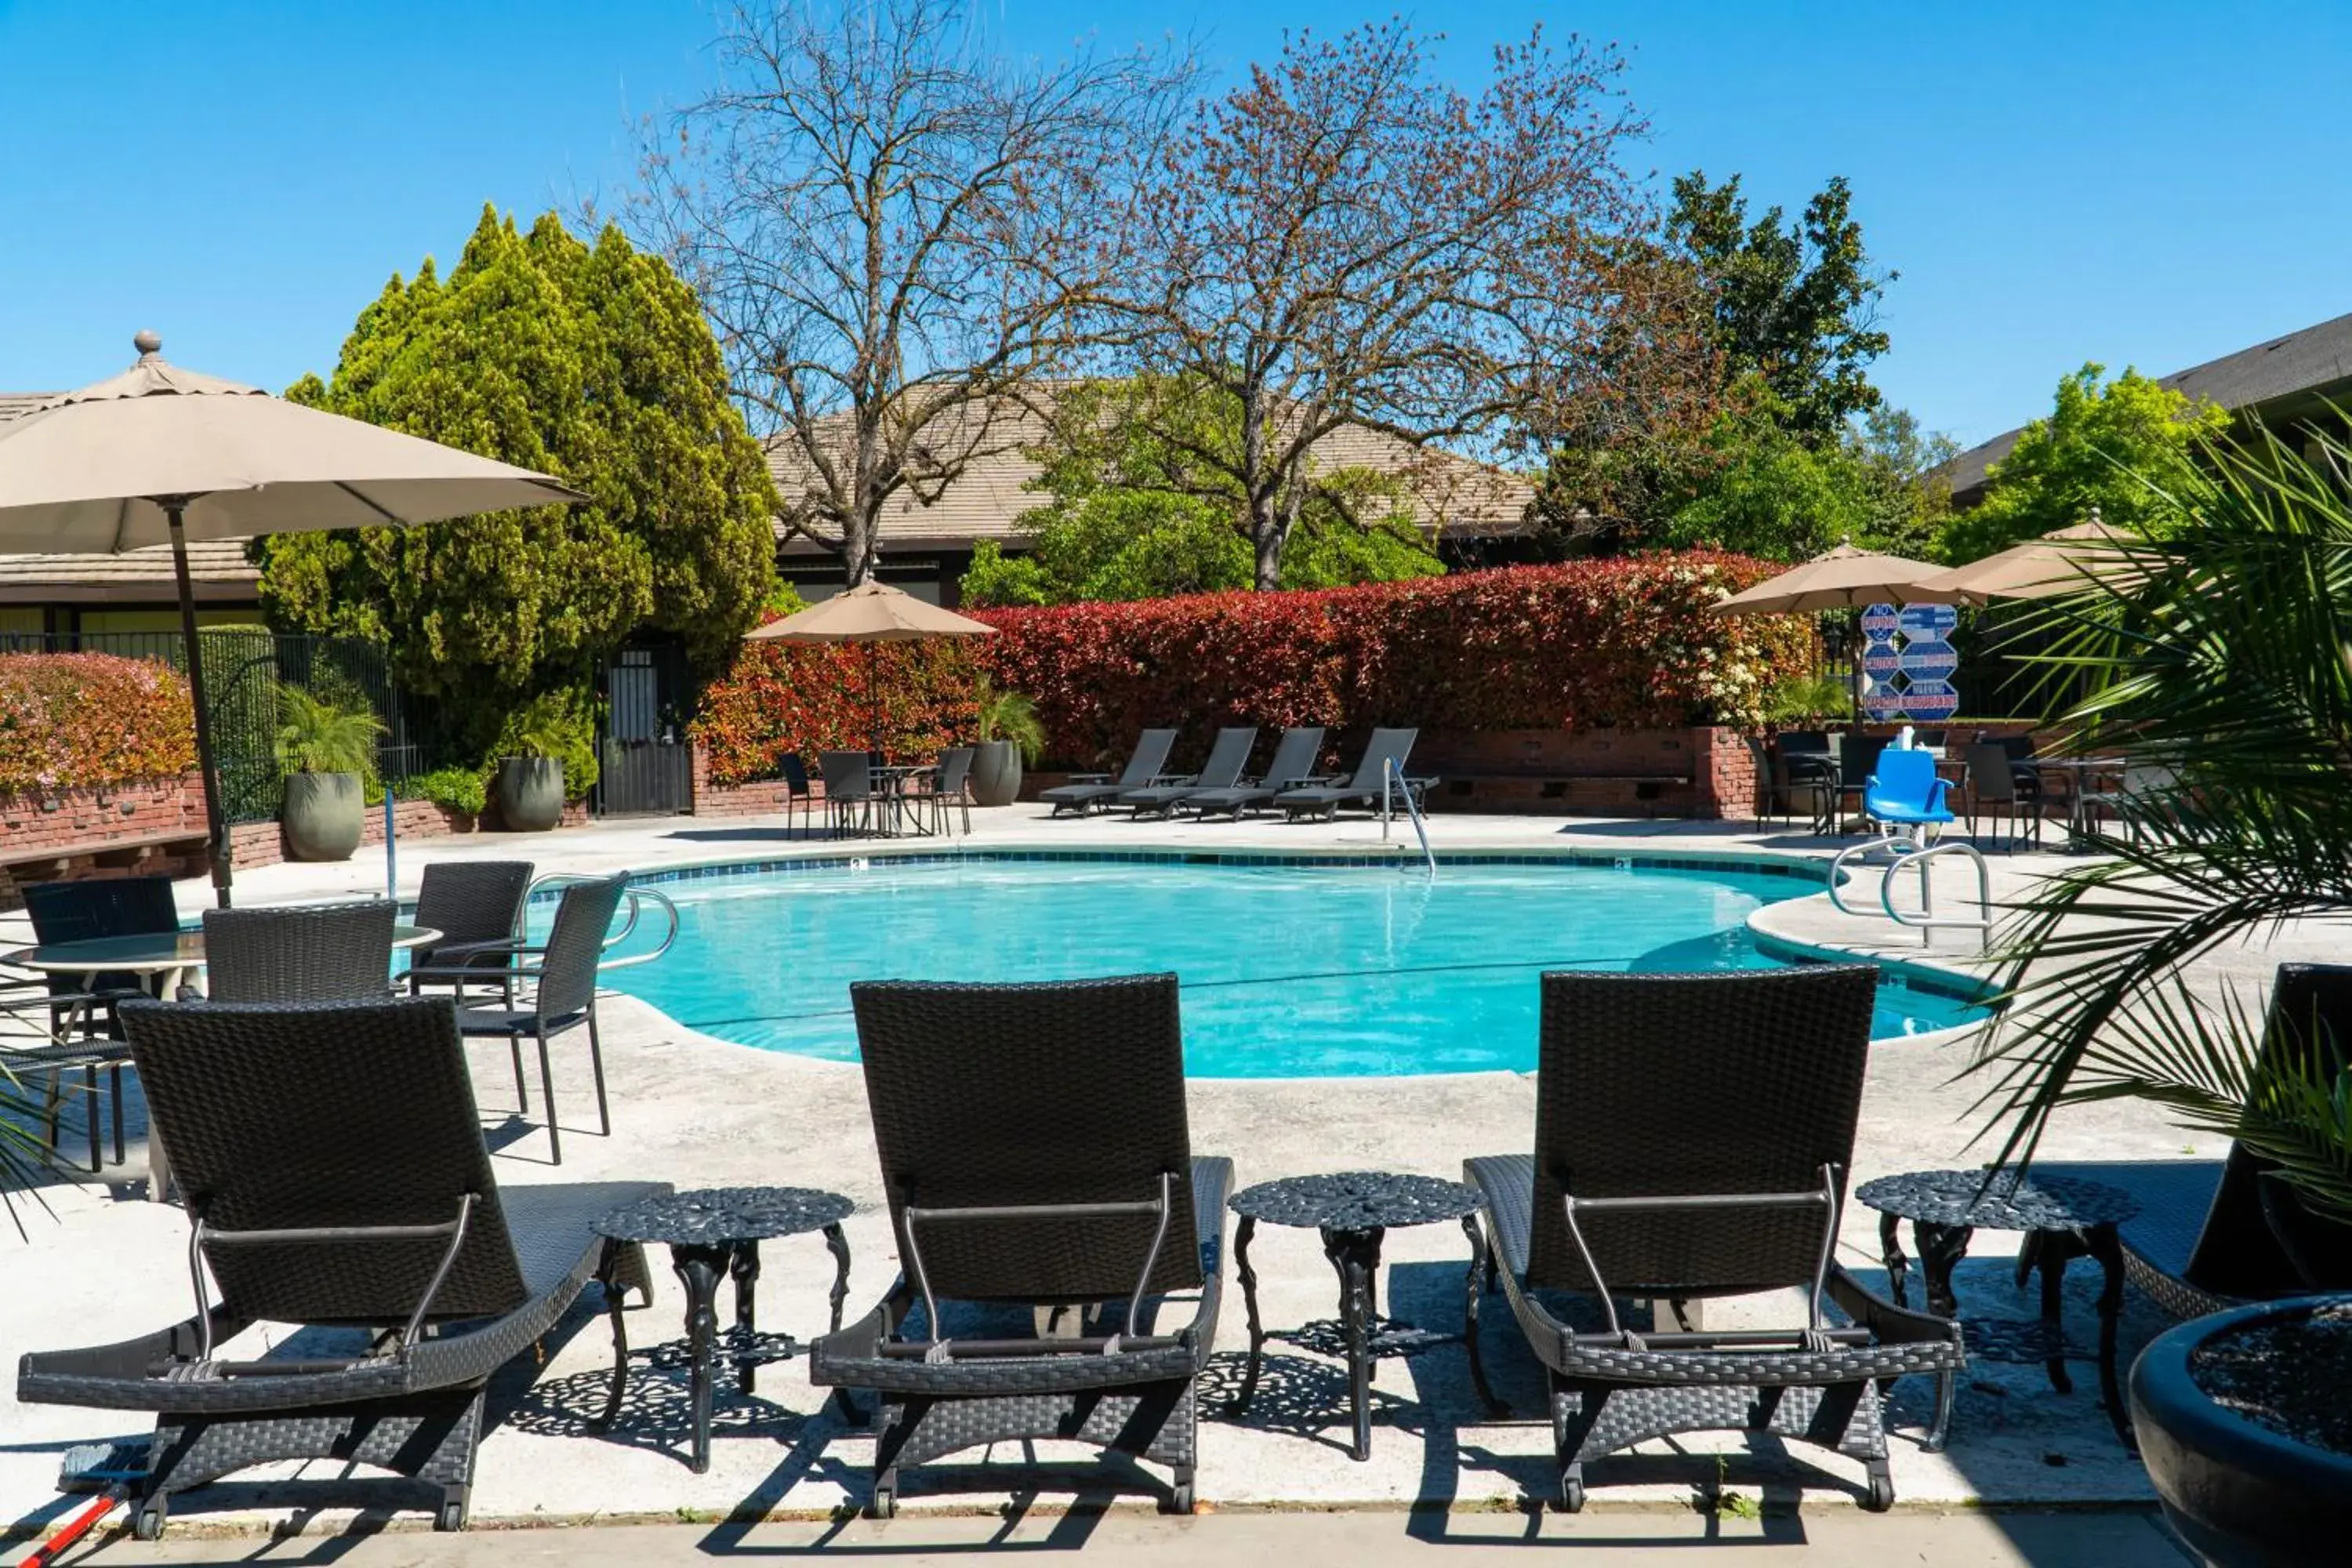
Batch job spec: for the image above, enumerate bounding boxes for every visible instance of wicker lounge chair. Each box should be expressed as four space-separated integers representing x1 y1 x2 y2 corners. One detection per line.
409 872 630 1165
1179 726 1327 820
18 875 183 1167
1276 728 1421 821
1465 967 1965 1513
15 995 664 1538
2034 961 2352 1321
201 899 397 1002
1039 728 1180 817
811 974 1231 1516
1120 726 1257 819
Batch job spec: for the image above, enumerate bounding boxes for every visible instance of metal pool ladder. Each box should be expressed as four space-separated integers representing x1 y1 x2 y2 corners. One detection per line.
1827 835 1991 951
1381 757 1436 877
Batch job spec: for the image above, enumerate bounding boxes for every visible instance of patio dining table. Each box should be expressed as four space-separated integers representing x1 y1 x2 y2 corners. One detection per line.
867 761 941 839
2032 757 2129 850
6 922 441 1201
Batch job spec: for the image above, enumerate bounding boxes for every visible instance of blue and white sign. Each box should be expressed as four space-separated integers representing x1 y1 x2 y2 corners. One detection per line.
1861 644 1904 680
1898 644 1960 680
1898 603 1958 640
1862 680 1907 722
1900 680 1959 720
1860 602 1900 640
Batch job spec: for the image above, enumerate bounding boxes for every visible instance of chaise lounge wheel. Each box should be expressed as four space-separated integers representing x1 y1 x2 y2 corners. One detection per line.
866 1481 896 1519
132 1503 165 1542
437 1497 469 1532
1167 1475 1196 1515
1555 1472 1586 1513
1863 1465 1895 1513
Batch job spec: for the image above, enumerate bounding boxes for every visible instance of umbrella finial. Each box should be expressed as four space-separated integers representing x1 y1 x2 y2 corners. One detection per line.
132 329 163 360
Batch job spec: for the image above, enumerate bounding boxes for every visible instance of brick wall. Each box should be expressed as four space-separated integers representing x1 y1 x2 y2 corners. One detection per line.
0 773 211 900
688 745 822 818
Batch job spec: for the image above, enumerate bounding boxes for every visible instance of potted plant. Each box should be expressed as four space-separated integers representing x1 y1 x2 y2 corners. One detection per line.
272 685 382 862
496 722 568 833
967 677 1044 807
1973 425 2352 1566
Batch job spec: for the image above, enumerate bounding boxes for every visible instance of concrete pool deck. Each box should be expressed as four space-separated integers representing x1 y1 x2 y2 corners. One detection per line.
1 803 2304 1549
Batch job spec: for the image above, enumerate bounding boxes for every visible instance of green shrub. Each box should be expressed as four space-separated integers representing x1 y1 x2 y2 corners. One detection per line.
401 767 489 816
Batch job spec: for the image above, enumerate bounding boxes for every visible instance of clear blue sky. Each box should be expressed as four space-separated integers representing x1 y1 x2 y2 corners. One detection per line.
4 0 2346 449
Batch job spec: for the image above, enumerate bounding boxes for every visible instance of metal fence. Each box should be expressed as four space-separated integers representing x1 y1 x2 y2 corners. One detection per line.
0 628 433 823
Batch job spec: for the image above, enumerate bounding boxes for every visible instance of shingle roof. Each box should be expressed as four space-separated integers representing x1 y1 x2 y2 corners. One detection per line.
0 390 263 602
764 387 1537 555
1945 309 2352 503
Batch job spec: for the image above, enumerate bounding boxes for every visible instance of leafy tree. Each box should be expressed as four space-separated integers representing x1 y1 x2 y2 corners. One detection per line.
620 0 1196 585
1666 171 1890 439
1943 363 2230 561
1115 20 1650 588
259 209 777 776
959 379 1443 606
1659 393 1940 562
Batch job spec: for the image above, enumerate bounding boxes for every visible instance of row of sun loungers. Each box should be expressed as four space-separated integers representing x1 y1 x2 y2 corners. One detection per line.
1040 725 1428 821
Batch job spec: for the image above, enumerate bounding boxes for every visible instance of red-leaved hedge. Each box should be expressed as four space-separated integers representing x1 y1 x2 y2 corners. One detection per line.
694 639 981 786
693 555 1810 783
0 653 199 794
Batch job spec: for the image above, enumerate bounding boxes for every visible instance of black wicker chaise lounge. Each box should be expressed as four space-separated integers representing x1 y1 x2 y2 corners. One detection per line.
1120 726 1257 819
1181 725 1327 820
1276 728 1422 821
15 995 664 1538
1038 728 1180 817
810 974 1232 1516
201 898 397 1001
2034 961 2352 1323
1465 967 1965 1513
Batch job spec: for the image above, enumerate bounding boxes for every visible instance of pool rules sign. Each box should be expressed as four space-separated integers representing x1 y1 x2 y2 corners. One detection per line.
1860 603 1961 723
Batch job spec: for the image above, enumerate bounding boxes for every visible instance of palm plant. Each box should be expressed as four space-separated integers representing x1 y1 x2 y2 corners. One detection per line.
271 684 383 776
972 676 1046 764
1971 421 2352 1228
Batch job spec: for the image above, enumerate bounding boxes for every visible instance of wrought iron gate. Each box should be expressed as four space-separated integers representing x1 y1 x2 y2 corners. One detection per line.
596 643 694 815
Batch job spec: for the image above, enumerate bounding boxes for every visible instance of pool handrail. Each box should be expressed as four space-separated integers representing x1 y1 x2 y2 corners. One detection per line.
1382 756 1436 877
523 873 679 971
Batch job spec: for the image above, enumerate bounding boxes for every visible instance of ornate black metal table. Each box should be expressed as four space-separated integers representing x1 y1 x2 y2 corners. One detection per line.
1226 1171 1494 1460
593 1185 855 1472
1856 1168 2139 1451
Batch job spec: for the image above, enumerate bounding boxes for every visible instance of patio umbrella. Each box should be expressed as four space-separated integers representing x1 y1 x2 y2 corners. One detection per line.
1912 518 2148 603
747 579 997 755
1708 542 1966 615
0 332 586 905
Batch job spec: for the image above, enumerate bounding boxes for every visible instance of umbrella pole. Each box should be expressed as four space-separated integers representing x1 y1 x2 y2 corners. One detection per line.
165 502 233 907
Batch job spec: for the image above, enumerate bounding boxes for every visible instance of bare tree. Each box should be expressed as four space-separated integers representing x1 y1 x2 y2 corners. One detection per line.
620 0 1195 583
1112 20 1655 589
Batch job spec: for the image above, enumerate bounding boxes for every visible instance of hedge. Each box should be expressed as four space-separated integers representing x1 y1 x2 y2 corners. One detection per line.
974 556 1812 768
0 653 198 794
694 555 1810 784
695 638 981 786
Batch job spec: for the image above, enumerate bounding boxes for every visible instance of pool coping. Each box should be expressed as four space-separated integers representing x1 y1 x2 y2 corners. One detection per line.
575 839 2000 1062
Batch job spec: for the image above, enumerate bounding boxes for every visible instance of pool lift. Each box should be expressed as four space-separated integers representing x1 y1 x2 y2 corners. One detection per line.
1824 742 1990 951
1381 756 1436 877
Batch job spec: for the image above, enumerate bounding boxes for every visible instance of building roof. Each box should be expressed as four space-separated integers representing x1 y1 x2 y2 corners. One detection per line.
763 386 1537 557
1944 309 2352 504
0 390 263 603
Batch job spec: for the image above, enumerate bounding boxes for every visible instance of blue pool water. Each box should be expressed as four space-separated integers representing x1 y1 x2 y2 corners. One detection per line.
593 855 1987 1077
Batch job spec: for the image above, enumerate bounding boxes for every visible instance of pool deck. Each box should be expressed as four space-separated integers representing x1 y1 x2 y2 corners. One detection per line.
2 803 2310 1548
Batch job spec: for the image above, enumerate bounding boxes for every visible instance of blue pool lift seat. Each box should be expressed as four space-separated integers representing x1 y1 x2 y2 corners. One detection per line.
1861 748 1954 841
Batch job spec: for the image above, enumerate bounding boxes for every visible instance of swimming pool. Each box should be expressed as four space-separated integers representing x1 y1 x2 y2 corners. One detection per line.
593 853 1987 1077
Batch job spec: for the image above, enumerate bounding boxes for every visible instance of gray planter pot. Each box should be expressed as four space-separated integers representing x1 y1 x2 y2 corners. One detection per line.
281 771 364 862
968 739 1022 807
497 757 566 833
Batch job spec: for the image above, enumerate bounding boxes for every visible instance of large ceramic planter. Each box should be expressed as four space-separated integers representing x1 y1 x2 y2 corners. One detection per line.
281 771 364 862
497 757 565 833
968 740 1022 807
2130 1295 2352 1567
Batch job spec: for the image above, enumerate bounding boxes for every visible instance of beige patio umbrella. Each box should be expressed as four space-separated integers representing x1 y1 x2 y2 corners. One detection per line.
1709 542 1966 615
747 579 996 753
1912 517 2148 603
0 332 586 904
